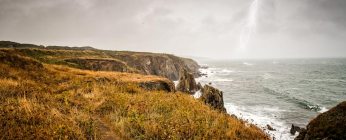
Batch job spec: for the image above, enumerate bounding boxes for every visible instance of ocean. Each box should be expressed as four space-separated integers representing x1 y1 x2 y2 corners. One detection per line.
193 59 346 140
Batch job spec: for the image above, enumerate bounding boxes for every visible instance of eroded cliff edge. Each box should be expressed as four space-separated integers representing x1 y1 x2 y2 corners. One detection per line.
0 41 200 81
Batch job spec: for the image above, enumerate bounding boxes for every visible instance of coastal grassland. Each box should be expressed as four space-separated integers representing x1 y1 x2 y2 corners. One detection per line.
0 52 269 139
97 86 269 139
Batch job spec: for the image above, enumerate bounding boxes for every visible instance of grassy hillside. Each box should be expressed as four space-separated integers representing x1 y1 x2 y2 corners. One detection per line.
0 48 269 139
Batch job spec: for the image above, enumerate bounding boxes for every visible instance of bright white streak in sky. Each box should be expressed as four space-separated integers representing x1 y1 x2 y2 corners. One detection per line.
235 0 260 58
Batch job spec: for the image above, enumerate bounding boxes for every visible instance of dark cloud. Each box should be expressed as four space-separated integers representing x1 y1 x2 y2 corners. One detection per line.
0 0 345 59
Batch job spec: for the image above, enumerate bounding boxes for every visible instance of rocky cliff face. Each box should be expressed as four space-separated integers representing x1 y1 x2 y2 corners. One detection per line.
65 58 141 73
200 85 227 112
295 101 346 140
176 68 198 94
110 53 200 81
66 54 200 81
139 80 176 92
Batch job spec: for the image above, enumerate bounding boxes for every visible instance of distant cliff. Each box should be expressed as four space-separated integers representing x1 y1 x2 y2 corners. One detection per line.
0 41 200 81
105 51 200 81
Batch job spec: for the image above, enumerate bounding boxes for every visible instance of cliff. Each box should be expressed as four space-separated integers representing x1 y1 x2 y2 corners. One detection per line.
0 41 200 81
108 52 200 81
295 101 346 140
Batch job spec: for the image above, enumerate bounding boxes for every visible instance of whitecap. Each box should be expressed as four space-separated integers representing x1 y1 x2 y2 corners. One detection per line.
221 69 234 73
243 62 254 66
225 103 296 140
318 107 328 113
173 81 179 87
192 90 202 98
213 79 233 82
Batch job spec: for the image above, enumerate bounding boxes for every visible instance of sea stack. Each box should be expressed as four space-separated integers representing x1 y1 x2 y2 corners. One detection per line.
176 68 198 94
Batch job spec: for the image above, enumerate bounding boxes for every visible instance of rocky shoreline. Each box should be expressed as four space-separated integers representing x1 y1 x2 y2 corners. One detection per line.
176 68 226 112
179 66 346 140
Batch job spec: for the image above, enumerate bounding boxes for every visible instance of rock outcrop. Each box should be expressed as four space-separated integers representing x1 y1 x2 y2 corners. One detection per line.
295 101 346 140
65 58 141 73
197 82 203 91
176 68 198 94
111 53 200 81
290 124 302 135
139 80 176 92
267 124 275 131
200 85 226 112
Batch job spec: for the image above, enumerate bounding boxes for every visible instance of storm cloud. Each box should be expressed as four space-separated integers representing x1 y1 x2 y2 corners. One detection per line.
0 0 345 59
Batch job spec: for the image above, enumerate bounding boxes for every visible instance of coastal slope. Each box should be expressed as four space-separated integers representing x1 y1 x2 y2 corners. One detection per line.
0 48 269 139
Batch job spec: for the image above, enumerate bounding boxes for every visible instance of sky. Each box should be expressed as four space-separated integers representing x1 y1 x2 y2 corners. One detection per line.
0 0 346 59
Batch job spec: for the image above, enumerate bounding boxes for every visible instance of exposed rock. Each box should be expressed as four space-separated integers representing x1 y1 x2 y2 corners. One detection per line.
112 54 200 81
290 124 302 135
267 124 275 131
295 101 346 140
197 82 203 91
139 80 175 93
65 58 140 73
176 68 198 94
200 66 209 69
200 85 226 112
208 82 212 85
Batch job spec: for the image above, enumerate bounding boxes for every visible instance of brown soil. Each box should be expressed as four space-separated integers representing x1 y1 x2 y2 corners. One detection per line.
94 116 121 140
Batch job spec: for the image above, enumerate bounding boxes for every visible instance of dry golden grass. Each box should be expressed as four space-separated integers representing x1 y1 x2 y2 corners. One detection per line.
0 51 269 139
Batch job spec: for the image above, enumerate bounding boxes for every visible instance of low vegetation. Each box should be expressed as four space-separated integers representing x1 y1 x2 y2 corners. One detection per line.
0 50 269 139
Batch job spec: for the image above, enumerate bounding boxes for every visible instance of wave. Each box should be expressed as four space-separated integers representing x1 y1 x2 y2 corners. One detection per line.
225 103 295 140
221 69 234 73
213 79 233 82
192 90 202 98
173 81 179 87
318 106 328 113
243 62 254 66
263 87 326 112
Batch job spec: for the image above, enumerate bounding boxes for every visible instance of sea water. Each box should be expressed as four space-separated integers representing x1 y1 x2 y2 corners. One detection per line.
194 59 346 140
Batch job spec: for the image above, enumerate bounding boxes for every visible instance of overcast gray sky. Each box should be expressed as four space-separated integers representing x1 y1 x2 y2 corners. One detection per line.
1 0 346 59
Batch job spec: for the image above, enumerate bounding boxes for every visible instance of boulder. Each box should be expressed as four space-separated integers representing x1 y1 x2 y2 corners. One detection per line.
295 101 346 140
267 124 275 131
176 68 198 94
200 85 226 112
290 124 301 135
